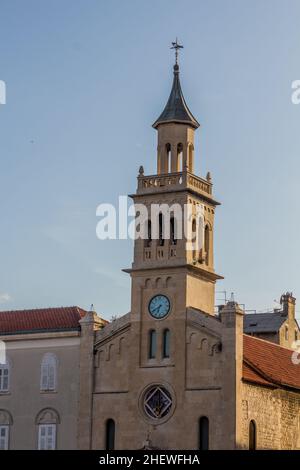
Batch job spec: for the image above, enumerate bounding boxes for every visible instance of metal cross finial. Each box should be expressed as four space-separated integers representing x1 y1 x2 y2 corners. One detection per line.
171 38 183 65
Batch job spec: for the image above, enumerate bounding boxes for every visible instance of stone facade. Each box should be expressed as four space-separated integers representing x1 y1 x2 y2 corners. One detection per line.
77 59 300 451
241 384 300 449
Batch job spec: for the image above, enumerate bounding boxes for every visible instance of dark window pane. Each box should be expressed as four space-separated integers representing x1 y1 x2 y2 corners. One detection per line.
149 330 157 359
199 416 209 450
249 420 256 450
163 329 170 358
106 419 115 450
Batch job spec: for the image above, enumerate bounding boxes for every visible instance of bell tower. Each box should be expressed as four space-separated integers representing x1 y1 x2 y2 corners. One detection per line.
125 42 222 323
153 59 199 175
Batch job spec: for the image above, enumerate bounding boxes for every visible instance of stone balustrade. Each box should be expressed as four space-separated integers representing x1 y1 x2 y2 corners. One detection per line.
137 171 212 196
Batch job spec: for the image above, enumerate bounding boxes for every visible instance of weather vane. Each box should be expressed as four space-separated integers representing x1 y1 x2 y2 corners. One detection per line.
171 38 184 65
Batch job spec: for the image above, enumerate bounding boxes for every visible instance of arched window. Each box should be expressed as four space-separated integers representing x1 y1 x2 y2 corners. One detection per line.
192 218 197 240
177 143 183 171
159 213 164 246
36 408 59 450
0 360 10 393
145 219 152 247
106 419 115 450
0 410 12 450
40 353 57 392
163 329 170 358
204 225 210 265
166 143 171 173
285 326 289 341
149 330 157 359
249 420 256 450
199 416 209 450
192 218 197 258
170 217 176 245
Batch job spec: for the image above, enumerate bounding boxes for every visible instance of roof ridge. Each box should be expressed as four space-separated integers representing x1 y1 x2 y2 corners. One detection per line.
244 357 300 391
243 361 275 388
244 358 278 387
0 306 86 314
245 310 285 316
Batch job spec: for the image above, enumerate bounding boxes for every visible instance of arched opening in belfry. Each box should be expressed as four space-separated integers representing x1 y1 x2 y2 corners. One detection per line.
170 216 177 245
145 219 152 247
159 213 164 246
192 218 197 259
166 143 171 173
177 143 183 171
204 225 210 265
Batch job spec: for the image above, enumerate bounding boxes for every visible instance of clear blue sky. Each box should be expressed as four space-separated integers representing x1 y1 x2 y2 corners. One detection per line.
1 0 300 320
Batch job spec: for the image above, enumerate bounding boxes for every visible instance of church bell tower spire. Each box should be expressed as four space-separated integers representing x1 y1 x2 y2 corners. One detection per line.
152 40 200 175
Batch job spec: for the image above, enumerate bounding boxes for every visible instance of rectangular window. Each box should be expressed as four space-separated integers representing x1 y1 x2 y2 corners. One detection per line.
0 426 9 450
285 327 289 341
0 367 9 392
40 357 56 392
38 424 56 450
149 330 157 359
163 330 170 358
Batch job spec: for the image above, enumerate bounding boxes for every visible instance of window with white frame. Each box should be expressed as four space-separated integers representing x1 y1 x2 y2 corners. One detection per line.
0 425 9 450
0 410 12 450
0 362 10 392
40 353 57 391
38 424 56 450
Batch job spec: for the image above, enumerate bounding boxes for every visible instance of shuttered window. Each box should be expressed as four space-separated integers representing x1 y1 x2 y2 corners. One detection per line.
0 364 10 392
40 354 57 391
0 426 9 450
38 424 56 450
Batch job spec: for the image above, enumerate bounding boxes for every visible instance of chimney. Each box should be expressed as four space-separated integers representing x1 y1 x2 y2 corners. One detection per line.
280 292 296 320
219 301 244 449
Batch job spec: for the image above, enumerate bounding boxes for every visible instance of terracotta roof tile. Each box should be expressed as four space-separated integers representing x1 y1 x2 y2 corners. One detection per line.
243 362 275 387
0 306 87 335
243 334 300 390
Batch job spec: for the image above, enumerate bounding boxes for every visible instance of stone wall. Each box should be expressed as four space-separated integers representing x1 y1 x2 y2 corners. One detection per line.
241 382 300 449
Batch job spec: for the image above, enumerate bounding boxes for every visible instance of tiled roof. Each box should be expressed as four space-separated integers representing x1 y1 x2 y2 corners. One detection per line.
242 362 275 388
243 334 300 390
0 306 87 335
244 311 287 334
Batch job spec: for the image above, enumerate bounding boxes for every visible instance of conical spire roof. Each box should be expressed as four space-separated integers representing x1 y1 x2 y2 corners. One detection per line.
152 63 200 129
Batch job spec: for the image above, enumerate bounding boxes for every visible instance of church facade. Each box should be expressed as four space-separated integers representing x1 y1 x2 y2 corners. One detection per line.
77 57 300 450
1 53 300 450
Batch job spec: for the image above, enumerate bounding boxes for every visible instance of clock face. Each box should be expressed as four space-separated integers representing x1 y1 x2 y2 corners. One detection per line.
148 295 170 319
